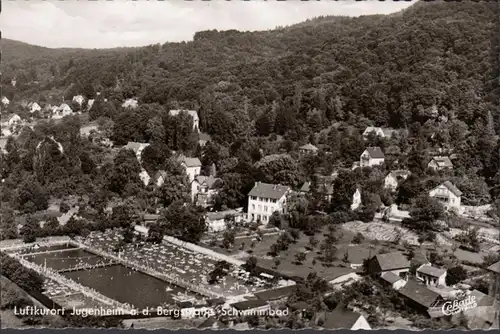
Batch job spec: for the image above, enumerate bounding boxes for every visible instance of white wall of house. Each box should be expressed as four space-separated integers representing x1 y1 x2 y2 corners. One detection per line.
351 315 372 330
360 151 384 167
381 268 409 278
416 271 447 287
184 166 201 183
429 185 461 211
384 175 398 191
351 189 361 210
247 195 287 224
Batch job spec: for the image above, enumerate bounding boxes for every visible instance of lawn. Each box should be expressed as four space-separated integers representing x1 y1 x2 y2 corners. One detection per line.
209 223 408 281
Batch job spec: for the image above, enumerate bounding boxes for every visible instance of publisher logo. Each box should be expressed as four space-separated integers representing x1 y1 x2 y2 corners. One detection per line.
441 296 477 316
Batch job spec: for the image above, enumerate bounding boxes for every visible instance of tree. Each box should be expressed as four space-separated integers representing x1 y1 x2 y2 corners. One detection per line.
155 174 190 207
147 224 164 244
295 251 307 264
161 203 207 243
402 195 444 234
308 235 318 249
446 266 467 286
20 216 39 243
255 113 272 136
15 177 49 213
110 205 133 229
107 149 142 196
244 256 258 275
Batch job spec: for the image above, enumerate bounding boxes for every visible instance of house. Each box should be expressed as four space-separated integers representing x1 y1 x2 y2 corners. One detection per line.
254 285 296 302
299 175 336 201
380 271 407 290
486 260 500 298
398 280 444 314
416 264 447 287
169 109 199 132
29 102 41 113
179 156 202 182
1 114 22 128
205 209 244 232
366 251 410 278
11 79 16 87
1 128 12 137
142 214 160 226
351 188 361 210
122 98 138 109
247 182 291 224
52 103 73 119
428 181 462 212
363 126 385 138
197 317 227 330
139 169 150 186
153 170 167 187
360 147 385 167
428 156 453 171
125 142 150 163
198 132 211 147
1 96 9 106
319 305 371 330
299 143 319 155
87 99 95 111
384 170 410 191
230 300 269 316
191 175 222 206
72 95 85 106
363 126 398 139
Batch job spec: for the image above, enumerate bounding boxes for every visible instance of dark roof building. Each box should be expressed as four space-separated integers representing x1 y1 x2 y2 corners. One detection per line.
367 251 410 273
486 260 500 274
381 271 405 284
365 147 385 159
399 280 443 310
321 305 371 330
417 265 447 278
254 285 296 302
248 182 290 200
230 299 269 311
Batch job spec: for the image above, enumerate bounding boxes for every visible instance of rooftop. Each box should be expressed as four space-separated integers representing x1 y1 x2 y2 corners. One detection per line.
254 285 296 301
193 175 221 188
179 156 202 167
322 305 364 330
436 181 463 197
299 143 319 151
399 280 442 308
417 265 446 278
430 156 453 167
205 209 243 221
169 109 199 120
230 299 268 311
486 260 500 274
381 271 404 284
364 147 385 159
374 252 410 271
248 182 290 200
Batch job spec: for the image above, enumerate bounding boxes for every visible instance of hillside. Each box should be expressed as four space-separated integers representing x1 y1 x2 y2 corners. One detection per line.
1 0 498 132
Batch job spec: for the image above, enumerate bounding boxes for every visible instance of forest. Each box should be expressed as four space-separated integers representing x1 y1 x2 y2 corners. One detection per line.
1 0 499 243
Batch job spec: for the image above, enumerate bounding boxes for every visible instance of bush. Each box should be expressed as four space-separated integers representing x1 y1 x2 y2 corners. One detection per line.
352 232 365 244
59 202 70 213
